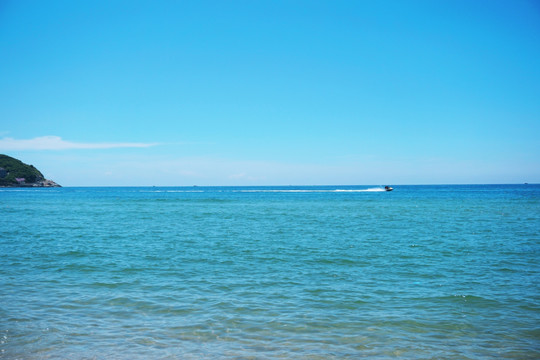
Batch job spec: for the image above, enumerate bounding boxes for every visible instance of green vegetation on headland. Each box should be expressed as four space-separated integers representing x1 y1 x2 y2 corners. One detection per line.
0 154 60 187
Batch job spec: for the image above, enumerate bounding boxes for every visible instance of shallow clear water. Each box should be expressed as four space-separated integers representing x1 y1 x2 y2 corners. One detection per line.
1 185 539 359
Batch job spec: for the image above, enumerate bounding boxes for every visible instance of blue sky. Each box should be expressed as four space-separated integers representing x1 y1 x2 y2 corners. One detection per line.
1 0 539 186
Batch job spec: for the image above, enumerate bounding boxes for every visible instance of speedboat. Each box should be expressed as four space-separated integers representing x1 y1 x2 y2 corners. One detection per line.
384 186 393 192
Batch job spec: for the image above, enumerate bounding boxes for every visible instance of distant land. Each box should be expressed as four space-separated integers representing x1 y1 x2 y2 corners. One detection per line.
0 154 60 187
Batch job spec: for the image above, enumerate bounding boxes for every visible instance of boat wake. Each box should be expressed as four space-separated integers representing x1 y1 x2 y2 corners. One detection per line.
140 187 389 193
235 188 387 193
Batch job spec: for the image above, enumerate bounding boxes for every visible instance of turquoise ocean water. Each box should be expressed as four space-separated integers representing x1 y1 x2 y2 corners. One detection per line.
1 185 539 359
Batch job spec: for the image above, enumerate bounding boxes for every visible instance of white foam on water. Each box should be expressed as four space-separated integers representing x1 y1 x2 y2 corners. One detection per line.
235 188 387 193
358 187 387 192
138 188 389 193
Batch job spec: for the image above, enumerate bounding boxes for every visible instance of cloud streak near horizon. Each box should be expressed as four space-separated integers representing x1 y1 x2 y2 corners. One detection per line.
0 136 158 150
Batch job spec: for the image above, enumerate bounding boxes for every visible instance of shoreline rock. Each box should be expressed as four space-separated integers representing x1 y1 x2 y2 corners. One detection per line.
0 154 61 187
0 182 62 188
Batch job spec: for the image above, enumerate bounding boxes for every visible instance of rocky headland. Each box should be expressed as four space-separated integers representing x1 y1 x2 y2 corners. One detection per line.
0 154 61 187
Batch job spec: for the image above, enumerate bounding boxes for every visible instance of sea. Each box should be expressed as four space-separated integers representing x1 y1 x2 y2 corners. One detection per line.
1 185 539 359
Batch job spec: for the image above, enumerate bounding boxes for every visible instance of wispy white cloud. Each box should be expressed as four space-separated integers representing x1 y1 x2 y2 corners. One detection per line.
0 136 157 150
